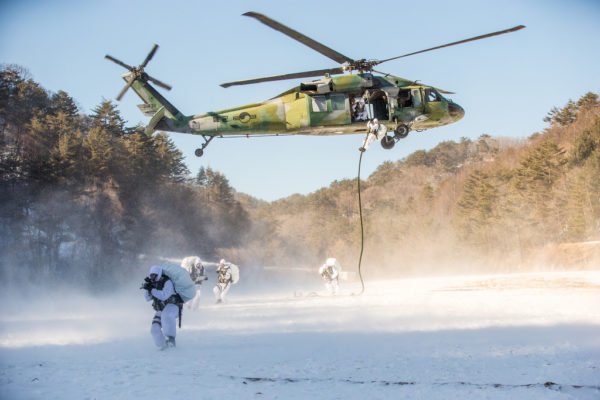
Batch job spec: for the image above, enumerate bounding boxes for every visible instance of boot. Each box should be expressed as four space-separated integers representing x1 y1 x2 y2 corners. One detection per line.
166 336 176 348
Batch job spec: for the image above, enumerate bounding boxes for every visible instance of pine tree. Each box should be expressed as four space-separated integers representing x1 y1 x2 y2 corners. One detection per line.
50 128 84 181
83 126 115 181
49 90 79 120
456 169 497 247
90 100 126 137
153 132 189 182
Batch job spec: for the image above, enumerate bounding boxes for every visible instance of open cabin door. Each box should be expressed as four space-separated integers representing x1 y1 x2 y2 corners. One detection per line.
349 89 392 124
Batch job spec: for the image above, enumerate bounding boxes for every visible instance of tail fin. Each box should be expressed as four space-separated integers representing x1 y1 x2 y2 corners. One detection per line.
105 44 187 134
126 77 185 134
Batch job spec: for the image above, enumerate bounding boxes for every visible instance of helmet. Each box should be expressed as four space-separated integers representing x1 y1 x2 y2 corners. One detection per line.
372 118 379 125
194 257 202 267
219 258 226 265
326 258 337 267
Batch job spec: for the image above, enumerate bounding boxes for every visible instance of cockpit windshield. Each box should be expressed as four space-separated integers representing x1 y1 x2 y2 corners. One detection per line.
424 88 442 103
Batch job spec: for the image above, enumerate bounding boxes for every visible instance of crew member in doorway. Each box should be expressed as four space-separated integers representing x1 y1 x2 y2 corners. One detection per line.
352 97 368 121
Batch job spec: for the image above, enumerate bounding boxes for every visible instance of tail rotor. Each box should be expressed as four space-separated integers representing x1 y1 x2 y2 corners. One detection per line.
105 44 172 101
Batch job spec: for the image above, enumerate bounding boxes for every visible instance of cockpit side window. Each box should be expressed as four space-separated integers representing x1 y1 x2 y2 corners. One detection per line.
425 88 442 103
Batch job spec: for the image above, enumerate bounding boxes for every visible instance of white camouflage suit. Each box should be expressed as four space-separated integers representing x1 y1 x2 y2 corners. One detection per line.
187 257 207 310
143 265 179 349
319 258 340 295
213 259 232 303
361 118 387 150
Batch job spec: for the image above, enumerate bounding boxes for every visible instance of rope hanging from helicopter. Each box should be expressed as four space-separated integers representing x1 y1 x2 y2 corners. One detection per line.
352 91 374 296
354 150 366 296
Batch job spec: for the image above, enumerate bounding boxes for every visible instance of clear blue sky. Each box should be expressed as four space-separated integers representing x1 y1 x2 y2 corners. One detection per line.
2 0 599 201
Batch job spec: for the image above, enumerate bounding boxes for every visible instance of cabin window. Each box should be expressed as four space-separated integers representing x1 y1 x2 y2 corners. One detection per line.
330 94 346 111
425 88 441 102
312 96 327 112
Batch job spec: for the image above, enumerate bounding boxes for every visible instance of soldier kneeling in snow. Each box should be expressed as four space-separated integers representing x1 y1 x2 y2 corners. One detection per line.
141 265 183 349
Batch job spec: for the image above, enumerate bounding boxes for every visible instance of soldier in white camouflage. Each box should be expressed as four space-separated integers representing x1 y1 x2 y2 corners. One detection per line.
213 259 233 304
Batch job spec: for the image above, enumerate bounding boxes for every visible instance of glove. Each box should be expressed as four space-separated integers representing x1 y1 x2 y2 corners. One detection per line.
141 277 154 291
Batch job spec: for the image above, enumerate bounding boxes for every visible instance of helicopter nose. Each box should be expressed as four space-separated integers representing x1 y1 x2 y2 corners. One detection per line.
448 102 464 121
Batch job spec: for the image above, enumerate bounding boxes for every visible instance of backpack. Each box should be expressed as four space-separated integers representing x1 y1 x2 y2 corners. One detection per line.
180 256 198 273
228 263 240 284
161 262 196 302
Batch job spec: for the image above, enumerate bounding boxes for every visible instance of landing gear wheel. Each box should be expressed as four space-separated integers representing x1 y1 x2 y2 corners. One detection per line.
381 135 395 150
394 124 409 139
194 148 204 157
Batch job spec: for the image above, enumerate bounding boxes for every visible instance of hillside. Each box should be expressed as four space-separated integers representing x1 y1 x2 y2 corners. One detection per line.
236 93 600 277
1 65 598 286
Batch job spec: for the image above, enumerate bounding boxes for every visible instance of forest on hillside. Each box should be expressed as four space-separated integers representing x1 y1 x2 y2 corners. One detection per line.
242 92 600 277
1 64 599 288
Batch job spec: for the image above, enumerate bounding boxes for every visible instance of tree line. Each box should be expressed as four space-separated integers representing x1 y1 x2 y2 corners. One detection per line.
0 66 248 288
2 64 598 288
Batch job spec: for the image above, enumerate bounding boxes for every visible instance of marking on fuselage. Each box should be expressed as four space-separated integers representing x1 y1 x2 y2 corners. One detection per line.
233 112 257 123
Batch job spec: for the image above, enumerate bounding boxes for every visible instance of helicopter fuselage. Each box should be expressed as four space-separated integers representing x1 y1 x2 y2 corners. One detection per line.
138 73 464 139
108 12 522 155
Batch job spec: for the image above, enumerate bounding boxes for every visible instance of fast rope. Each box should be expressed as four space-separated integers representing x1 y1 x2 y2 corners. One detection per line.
355 150 366 295
353 90 373 296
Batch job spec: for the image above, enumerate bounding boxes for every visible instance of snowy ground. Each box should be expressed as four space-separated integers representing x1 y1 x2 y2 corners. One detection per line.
1 270 599 399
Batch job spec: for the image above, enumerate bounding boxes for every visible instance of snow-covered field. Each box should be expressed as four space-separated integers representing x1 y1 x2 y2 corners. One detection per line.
1 271 599 399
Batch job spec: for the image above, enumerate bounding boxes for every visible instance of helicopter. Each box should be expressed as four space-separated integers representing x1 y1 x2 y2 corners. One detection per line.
105 12 524 157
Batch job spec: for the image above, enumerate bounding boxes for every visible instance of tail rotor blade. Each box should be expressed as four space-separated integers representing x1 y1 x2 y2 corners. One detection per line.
140 44 159 69
147 75 172 91
116 79 134 101
105 54 134 71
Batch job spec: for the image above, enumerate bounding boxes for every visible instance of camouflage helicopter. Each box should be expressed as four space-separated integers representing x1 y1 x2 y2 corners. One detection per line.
105 12 524 157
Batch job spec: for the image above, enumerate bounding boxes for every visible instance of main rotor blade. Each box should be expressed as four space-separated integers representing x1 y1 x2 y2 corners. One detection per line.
140 44 159 69
435 87 455 95
147 74 172 91
221 67 346 88
243 11 354 65
373 69 455 94
375 25 525 65
105 54 134 71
